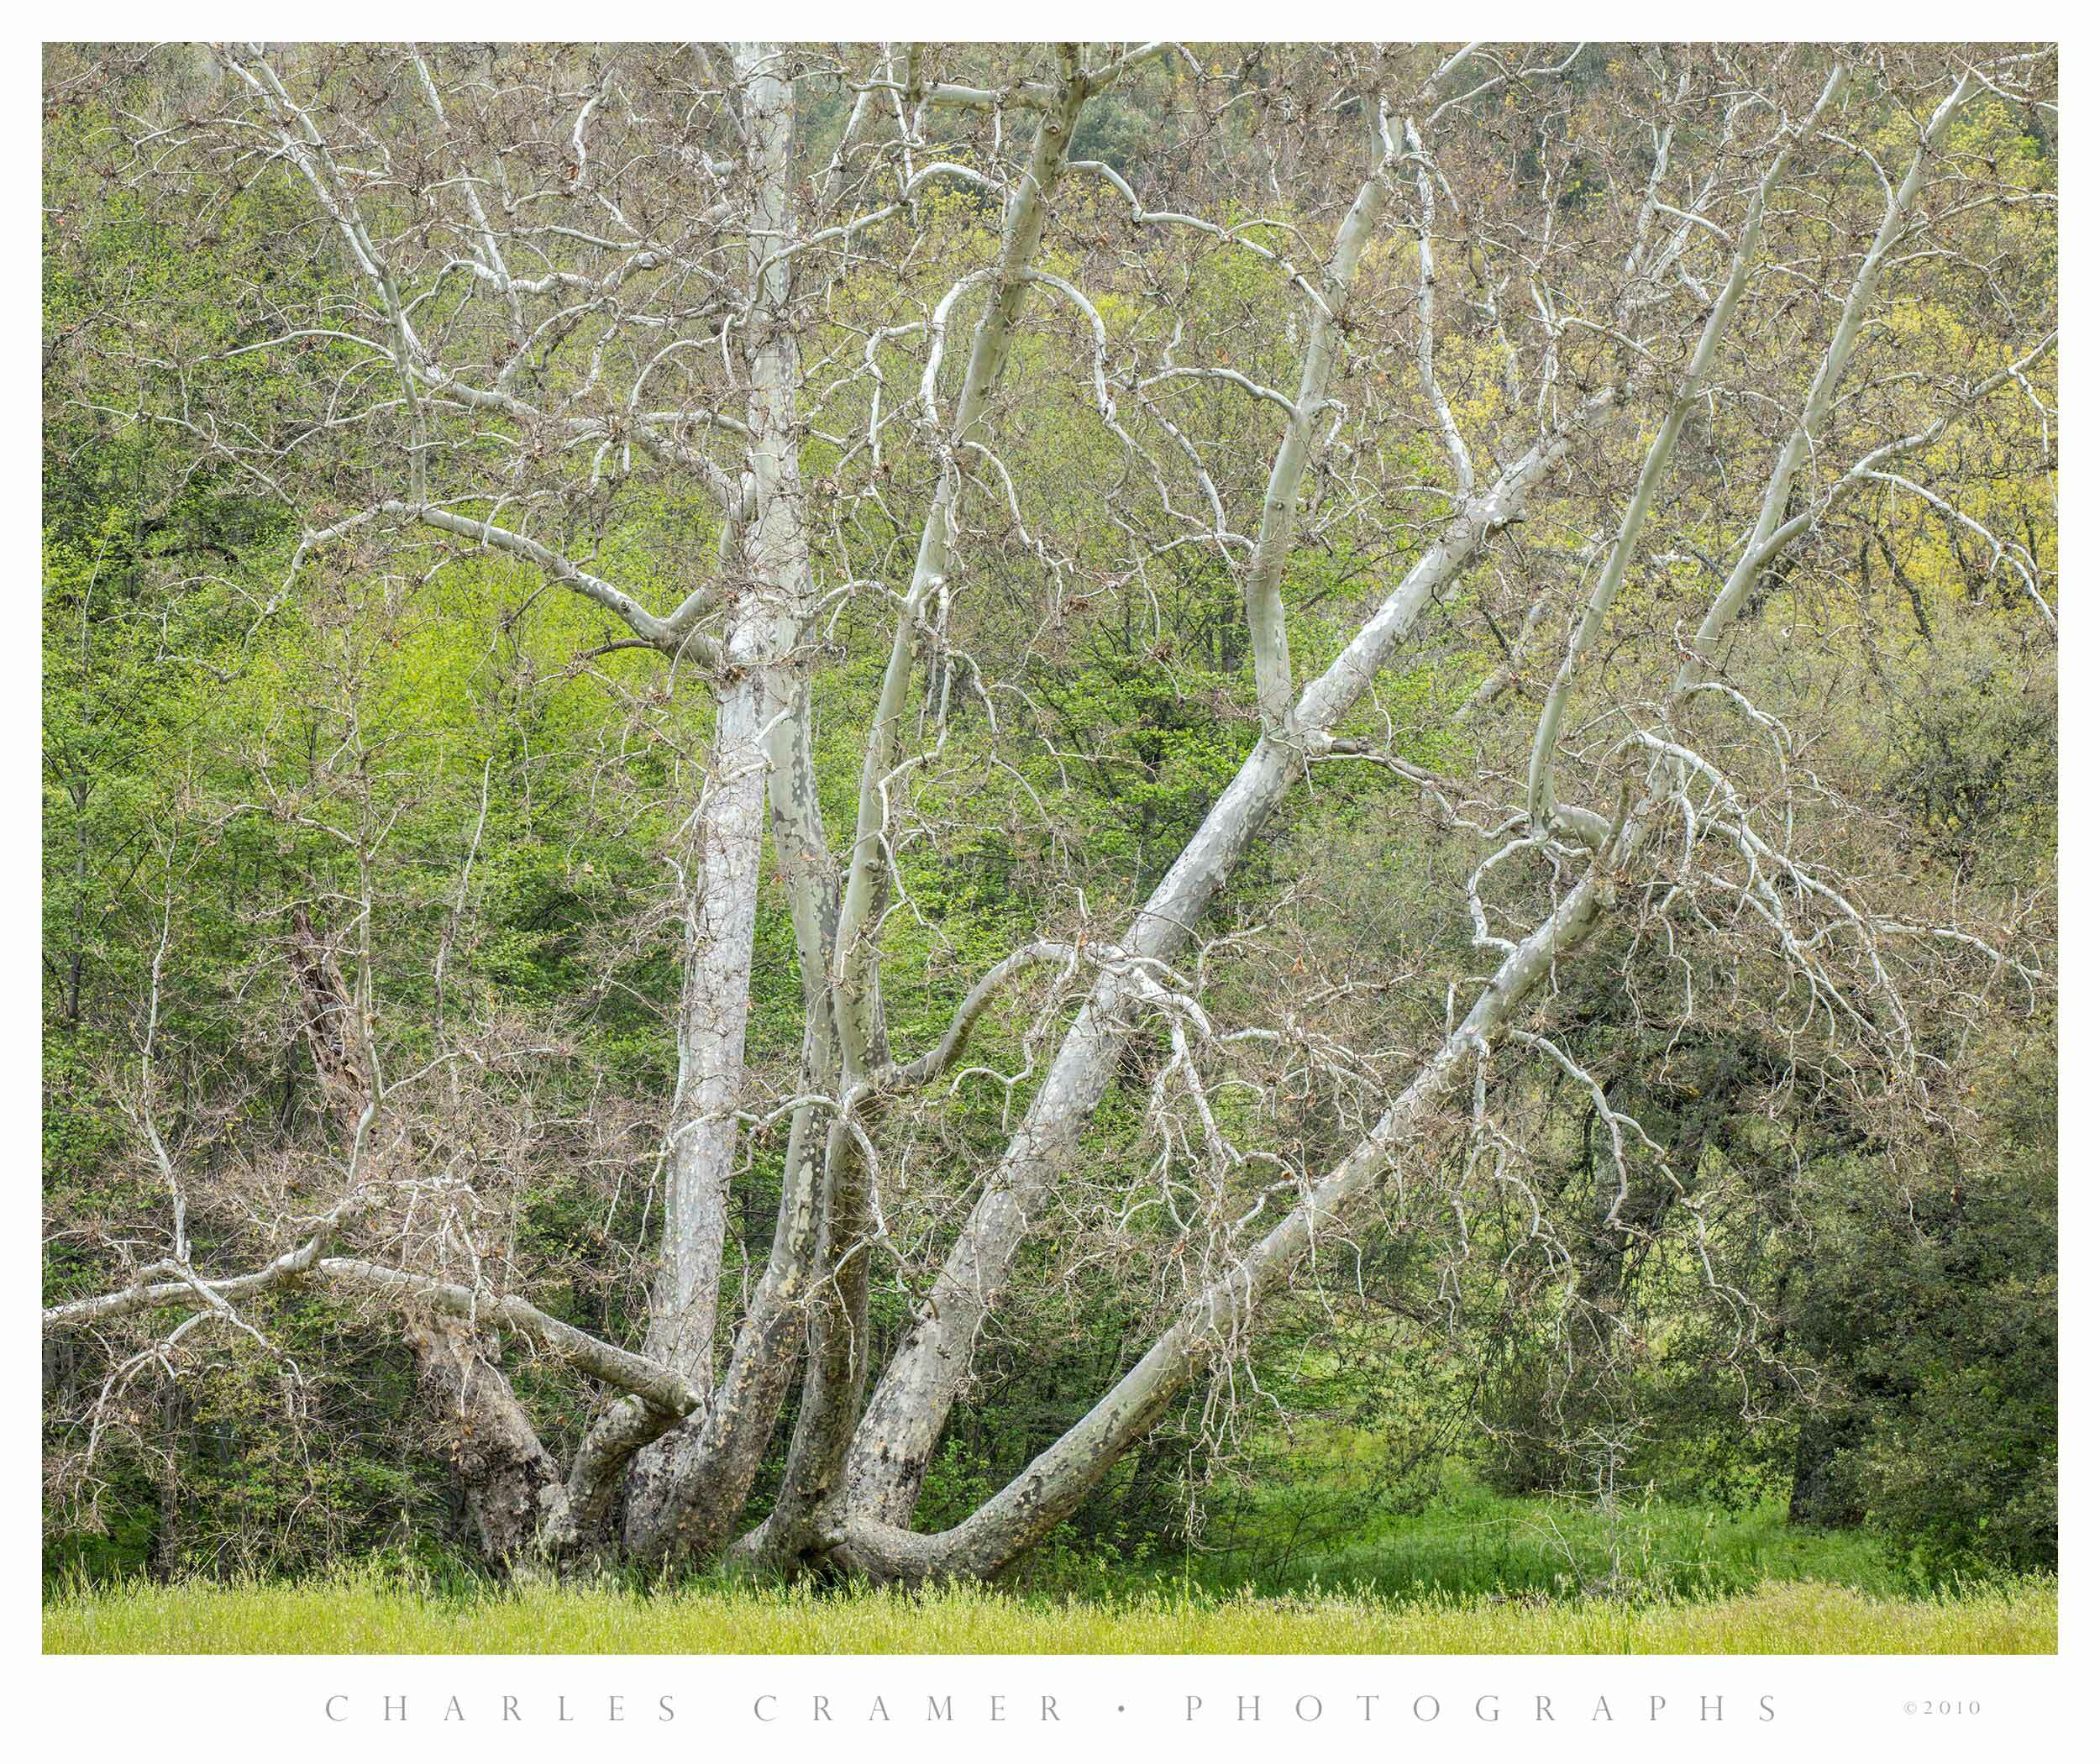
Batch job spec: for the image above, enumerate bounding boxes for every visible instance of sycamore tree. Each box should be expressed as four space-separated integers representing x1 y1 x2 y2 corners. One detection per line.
43 40 2055 1578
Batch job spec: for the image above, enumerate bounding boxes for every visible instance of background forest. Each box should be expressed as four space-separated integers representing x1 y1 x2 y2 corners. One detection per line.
40 39 2054 1629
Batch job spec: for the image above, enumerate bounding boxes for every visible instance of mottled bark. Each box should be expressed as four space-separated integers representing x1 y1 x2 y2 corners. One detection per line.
623 42 837 1563
403 1310 562 1562
637 673 772 1392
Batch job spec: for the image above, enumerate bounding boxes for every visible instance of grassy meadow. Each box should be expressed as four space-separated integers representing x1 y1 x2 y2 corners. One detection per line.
44 1573 2055 1655
45 1480 2056 1655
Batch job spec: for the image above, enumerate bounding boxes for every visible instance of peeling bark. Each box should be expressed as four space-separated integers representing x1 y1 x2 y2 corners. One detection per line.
402 1310 562 1563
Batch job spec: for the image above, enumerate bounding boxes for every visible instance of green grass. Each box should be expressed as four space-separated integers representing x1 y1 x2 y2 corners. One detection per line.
45 1470 2054 1655
1114 1478 1912 1603
45 1572 2055 1655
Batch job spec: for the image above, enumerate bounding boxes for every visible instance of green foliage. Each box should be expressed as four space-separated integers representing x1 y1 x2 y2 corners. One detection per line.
1785 1055 2056 1575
